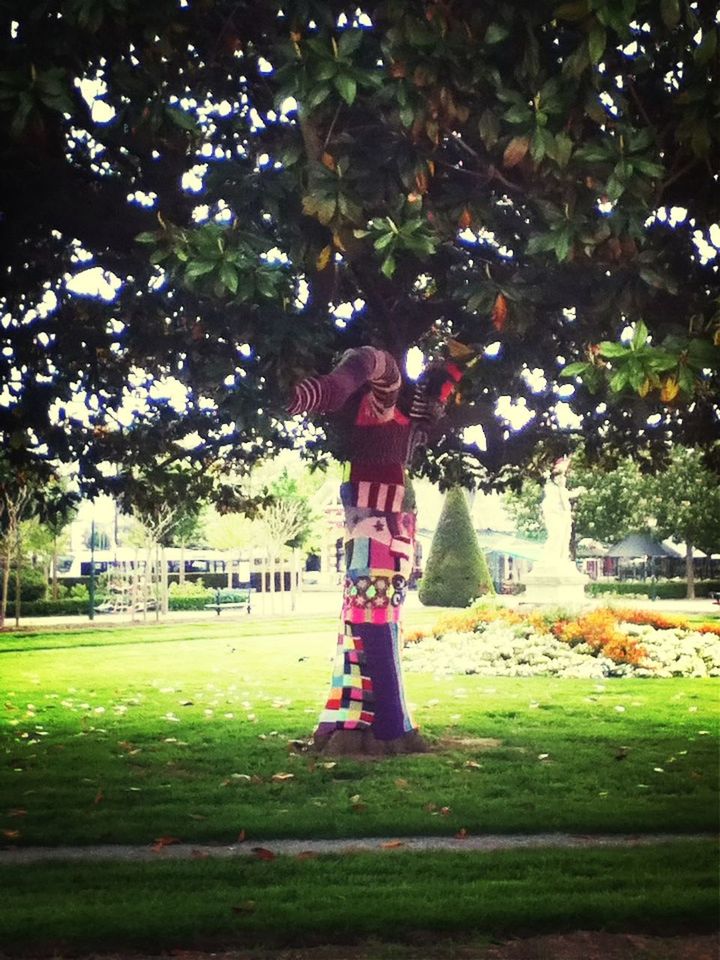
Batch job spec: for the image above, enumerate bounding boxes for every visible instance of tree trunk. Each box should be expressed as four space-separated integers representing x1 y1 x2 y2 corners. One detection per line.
227 555 232 589
14 521 22 627
161 545 169 616
312 477 426 757
686 542 695 600
179 542 186 585
0 541 10 627
51 535 59 601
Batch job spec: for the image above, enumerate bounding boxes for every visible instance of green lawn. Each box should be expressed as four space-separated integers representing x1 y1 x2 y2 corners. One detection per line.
0 843 716 954
1 616 718 846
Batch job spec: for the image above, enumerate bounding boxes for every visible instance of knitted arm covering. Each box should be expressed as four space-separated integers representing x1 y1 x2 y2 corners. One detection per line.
288 347 401 417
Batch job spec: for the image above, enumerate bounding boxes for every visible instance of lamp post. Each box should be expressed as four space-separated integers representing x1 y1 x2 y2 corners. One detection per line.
88 517 96 621
647 517 658 602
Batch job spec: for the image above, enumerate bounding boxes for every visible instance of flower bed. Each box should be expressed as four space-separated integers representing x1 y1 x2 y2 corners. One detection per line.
405 604 720 679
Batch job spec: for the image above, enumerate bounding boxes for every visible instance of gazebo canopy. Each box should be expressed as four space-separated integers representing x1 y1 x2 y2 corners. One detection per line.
606 534 681 559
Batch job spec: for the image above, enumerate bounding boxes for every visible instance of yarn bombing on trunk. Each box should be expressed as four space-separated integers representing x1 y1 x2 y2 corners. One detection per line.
289 346 463 754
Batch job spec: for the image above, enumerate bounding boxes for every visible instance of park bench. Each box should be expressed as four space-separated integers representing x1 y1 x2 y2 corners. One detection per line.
204 588 252 615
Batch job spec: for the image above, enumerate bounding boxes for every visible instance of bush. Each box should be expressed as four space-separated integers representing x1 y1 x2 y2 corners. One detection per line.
419 488 495 607
168 594 213 611
19 598 91 616
5 566 47 602
168 580 207 596
586 579 720 599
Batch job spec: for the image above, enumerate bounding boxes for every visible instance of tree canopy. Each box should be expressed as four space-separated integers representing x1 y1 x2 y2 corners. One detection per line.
1 0 718 501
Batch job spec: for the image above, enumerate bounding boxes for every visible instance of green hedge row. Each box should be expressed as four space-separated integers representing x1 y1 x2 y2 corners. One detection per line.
15 589 251 617
586 580 720 599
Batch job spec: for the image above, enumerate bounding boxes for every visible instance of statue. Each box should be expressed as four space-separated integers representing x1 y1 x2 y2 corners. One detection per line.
288 345 464 755
523 454 588 605
540 456 574 564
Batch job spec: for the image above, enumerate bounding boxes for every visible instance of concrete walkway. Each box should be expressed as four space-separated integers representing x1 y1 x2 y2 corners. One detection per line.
0 833 713 864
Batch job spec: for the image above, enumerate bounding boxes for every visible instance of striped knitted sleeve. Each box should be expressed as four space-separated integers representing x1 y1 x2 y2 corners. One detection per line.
288 347 400 416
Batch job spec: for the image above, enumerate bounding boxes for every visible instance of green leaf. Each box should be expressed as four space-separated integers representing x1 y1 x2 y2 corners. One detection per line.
694 28 717 66
553 132 573 168
185 260 216 280
553 230 571 261
380 253 396 278
316 198 337 225
485 22 510 44
504 104 531 124
638 267 667 290
609 367 630 392
478 109 500 148
305 84 331 110
633 159 665 179
338 29 363 56
220 263 238 295
687 338 720 369
165 107 198 133
136 232 157 245
560 362 591 378
631 320 649 350
598 341 630 358
334 74 357 105
373 232 395 251
588 23 607 64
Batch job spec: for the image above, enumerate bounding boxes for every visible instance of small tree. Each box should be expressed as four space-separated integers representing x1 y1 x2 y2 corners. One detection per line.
419 487 494 607
649 447 720 599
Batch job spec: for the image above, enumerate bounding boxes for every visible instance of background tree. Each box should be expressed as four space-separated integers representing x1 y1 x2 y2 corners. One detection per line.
419 487 494 606
1 0 718 502
647 446 720 599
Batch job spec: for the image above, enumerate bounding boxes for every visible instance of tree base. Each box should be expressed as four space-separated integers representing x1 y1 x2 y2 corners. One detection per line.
312 728 428 757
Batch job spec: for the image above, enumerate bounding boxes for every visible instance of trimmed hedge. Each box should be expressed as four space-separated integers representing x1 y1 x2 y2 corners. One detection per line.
419 487 495 607
18 598 93 616
586 579 720 599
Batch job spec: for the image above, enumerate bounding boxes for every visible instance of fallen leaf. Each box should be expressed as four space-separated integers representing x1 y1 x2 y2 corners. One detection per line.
191 849 210 859
296 850 318 860
440 806 451 816
394 778 409 789
188 813 207 821
93 788 104 805
152 835 181 852
271 772 295 782
2 829 20 840
232 900 257 914
252 847 275 860
237 829 246 843
7 808 27 818
381 839 404 848
455 828 469 840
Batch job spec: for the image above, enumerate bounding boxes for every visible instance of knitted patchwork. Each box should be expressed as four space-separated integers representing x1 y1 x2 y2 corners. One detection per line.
342 570 408 624
317 624 374 730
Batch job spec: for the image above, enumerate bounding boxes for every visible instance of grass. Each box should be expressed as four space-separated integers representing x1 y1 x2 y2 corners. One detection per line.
1 615 718 846
0 843 716 953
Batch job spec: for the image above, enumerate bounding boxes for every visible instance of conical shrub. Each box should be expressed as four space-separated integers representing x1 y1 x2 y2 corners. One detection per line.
419 487 495 607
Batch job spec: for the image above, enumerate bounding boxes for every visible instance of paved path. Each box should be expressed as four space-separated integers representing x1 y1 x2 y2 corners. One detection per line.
1 832 713 864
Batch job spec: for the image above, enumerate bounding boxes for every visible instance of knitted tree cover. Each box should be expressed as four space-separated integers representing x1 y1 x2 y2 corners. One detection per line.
289 347 461 754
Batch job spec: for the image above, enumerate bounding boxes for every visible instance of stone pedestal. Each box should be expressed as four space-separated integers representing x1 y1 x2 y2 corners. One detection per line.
521 559 589 607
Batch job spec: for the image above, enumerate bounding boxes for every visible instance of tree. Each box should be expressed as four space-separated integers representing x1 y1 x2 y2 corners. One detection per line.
419 487 494 606
647 446 720 599
505 452 655 542
1 1 718 501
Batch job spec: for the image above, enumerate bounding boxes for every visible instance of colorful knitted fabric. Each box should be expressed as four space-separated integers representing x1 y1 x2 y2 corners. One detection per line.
290 346 461 742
